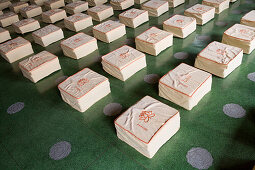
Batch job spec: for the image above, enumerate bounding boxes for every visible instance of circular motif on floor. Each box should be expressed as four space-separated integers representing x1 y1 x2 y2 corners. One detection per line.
197 35 211 41
93 55 102 62
247 72 255 82
55 76 68 85
49 141 71 160
186 147 213 170
125 38 134 45
223 104 246 118
215 21 228 27
103 103 123 116
174 52 189 60
112 18 120 22
231 10 242 14
144 74 160 84
245 0 253 4
7 102 25 114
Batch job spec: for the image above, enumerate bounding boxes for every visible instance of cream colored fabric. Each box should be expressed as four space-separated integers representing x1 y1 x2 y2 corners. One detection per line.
0 0 11 10
115 96 180 158
65 0 80 3
159 63 212 110
222 24 255 54
12 18 40 34
163 14 196 38
134 0 148 4
110 0 134 10
64 13 93 32
61 32 98 59
0 12 19 27
0 27 11 43
58 68 111 112
102 45 146 81
10 2 29 13
135 27 173 56
30 0 47 6
20 5 42 18
241 10 255 28
195 41 243 78
87 0 107 6
142 0 168 17
19 51 61 83
184 4 215 25
32 24 64 47
87 5 114 21
42 9 67 23
65 1 88 14
164 0 185 7
0 37 34 63
44 0 65 10
93 20 126 43
94 20 125 33
119 8 149 28
202 0 230 14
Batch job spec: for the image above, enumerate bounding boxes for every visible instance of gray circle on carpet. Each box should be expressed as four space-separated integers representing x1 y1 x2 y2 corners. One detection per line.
186 147 213 170
125 38 134 45
93 55 102 62
55 76 68 84
215 21 228 27
245 0 253 4
103 103 123 116
247 72 255 82
197 35 211 41
49 141 71 160
231 10 242 14
174 52 189 60
144 74 160 84
111 17 120 22
223 104 246 118
7 102 24 114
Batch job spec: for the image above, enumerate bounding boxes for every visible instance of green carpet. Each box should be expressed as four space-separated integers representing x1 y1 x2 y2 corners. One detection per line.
0 0 255 169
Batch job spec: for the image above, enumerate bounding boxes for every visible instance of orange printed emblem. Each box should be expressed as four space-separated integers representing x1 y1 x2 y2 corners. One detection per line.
74 38 82 43
170 70 197 88
240 29 249 34
147 32 159 42
149 33 158 38
124 10 137 16
194 6 207 13
152 1 158 5
120 53 128 59
182 75 191 83
27 56 42 67
32 56 42 62
196 7 204 11
119 50 130 59
21 19 30 24
176 19 184 24
9 42 18 48
74 15 81 19
130 11 137 15
77 78 89 87
139 111 155 123
105 24 112 28
27 6 34 10
216 49 225 55
95 6 103 11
